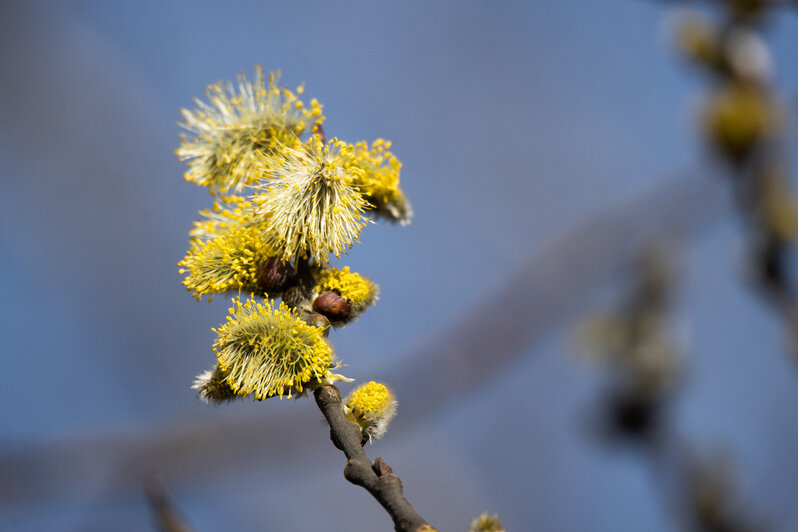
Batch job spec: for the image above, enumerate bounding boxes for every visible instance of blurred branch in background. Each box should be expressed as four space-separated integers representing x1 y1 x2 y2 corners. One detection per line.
576 246 682 446
564 3 798 529
653 0 798 8
0 171 727 510
672 0 798 357
576 247 767 531
144 478 196 532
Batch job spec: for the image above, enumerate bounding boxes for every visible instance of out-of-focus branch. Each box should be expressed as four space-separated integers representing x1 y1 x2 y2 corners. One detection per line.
314 386 429 532
392 172 725 427
144 478 195 532
646 431 768 532
0 172 728 509
577 247 767 531
652 0 798 7
671 0 798 359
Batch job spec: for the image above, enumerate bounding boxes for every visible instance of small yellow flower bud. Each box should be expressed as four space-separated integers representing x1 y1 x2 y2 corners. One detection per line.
344 381 397 442
468 513 505 532
703 83 777 163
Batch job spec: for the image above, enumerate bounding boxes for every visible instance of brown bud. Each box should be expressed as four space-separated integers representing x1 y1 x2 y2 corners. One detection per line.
257 257 297 293
372 457 393 476
313 123 325 144
299 311 331 337
312 291 351 322
282 286 311 309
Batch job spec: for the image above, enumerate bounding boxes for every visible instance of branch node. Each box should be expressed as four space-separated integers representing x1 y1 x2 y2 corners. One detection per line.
373 456 393 476
316 384 341 403
315 385 428 531
343 458 371 488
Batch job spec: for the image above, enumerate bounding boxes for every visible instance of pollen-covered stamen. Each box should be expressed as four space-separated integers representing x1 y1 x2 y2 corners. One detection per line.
252 137 371 264
344 381 397 442
176 66 325 195
338 138 412 225
212 297 347 400
179 218 275 300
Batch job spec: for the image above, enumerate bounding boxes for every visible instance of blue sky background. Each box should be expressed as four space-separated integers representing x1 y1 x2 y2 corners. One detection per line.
1 1 798 530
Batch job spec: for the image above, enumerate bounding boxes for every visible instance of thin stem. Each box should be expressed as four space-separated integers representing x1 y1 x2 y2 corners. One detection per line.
313 385 430 532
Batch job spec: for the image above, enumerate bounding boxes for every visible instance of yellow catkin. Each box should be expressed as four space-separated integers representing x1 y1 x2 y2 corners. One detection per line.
179 222 273 299
188 196 255 242
213 298 337 400
177 66 324 195
339 139 412 224
252 137 370 264
468 513 505 532
345 381 397 441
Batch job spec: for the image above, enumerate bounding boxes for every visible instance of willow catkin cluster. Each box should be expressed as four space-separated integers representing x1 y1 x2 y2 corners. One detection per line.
177 67 407 416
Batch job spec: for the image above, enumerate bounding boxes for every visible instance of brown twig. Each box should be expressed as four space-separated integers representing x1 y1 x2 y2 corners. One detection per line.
313 385 429 532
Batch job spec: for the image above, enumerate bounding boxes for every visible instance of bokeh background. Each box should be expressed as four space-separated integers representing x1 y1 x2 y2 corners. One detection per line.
2 1 798 530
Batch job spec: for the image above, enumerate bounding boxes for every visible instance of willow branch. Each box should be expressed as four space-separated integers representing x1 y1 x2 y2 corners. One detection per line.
0 172 728 509
314 385 429 532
